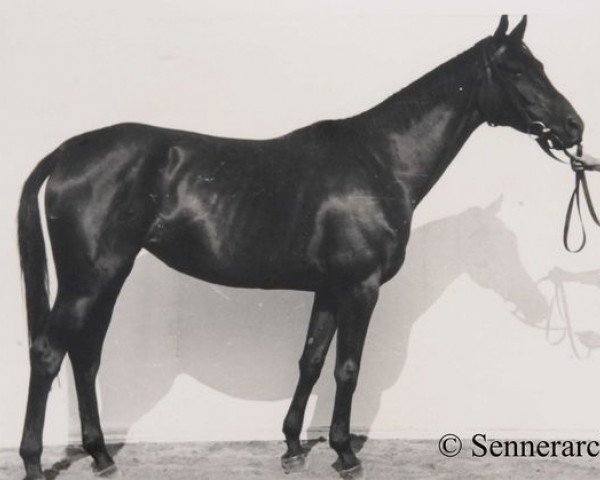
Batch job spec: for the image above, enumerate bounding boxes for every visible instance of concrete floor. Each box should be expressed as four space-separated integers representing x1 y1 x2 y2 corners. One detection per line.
2 438 600 480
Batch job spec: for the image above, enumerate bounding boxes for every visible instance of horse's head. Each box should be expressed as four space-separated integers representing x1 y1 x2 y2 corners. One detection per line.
462 197 549 325
478 15 583 150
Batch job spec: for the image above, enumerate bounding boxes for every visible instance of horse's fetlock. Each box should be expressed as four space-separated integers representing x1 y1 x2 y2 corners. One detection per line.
82 431 105 455
283 413 301 439
329 424 350 452
19 442 41 463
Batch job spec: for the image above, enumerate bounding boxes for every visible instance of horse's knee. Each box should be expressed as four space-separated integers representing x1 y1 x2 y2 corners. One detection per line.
299 351 327 380
334 359 359 390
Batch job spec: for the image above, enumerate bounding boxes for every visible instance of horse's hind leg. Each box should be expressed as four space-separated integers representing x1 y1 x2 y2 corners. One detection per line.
20 329 66 479
282 291 337 471
68 265 134 476
20 255 135 479
62 256 136 476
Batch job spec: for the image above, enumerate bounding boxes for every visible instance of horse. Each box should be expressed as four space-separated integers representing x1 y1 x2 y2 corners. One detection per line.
18 15 583 479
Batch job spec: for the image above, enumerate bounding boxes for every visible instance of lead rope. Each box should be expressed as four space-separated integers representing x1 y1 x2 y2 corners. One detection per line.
536 139 600 252
564 145 600 252
536 269 589 359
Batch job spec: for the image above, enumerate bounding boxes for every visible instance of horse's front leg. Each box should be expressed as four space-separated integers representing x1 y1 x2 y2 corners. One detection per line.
282 290 337 471
329 272 380 475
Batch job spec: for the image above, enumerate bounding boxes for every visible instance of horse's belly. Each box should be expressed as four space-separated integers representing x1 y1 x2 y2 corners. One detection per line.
143 214 322 291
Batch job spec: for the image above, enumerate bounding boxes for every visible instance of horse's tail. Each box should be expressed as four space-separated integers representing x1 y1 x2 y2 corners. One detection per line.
18 153 59 343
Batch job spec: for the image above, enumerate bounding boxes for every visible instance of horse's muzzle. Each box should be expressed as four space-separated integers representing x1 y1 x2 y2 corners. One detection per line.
528 120 581 150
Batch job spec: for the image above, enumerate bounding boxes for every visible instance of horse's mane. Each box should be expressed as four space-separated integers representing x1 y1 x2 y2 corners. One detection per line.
357 37 491 127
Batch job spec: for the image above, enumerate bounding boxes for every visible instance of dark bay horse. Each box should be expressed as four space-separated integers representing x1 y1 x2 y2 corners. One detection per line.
18 15 583 479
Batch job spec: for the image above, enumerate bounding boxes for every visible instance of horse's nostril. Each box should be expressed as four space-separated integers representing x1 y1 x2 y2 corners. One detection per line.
565 115 583 138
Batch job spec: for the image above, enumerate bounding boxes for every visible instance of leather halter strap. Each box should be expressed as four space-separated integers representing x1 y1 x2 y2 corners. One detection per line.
478 42 533 129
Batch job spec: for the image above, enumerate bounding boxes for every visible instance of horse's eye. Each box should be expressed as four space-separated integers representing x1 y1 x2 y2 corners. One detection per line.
502 63 522 77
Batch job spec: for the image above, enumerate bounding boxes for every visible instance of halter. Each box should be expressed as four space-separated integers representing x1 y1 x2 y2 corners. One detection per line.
478 40 600 252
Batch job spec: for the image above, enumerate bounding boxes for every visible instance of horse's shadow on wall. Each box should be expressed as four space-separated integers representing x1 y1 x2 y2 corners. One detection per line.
69 197 550 441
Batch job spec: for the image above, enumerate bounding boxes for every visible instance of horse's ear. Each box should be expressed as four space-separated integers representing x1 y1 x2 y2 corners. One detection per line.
485 195 504 215
493 15 509 41
508 15 527 43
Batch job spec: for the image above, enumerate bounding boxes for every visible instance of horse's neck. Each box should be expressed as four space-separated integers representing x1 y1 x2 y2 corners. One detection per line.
385 101 481 206
358 43 486 206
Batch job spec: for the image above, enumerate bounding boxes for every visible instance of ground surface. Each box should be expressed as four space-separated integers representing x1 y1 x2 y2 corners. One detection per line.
2 438 600 480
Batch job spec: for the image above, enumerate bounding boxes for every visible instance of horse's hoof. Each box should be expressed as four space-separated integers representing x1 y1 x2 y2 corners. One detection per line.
332 457 363 480
338 463 363 480
23 465 45 480
281 453 306 473
92 463 122 477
